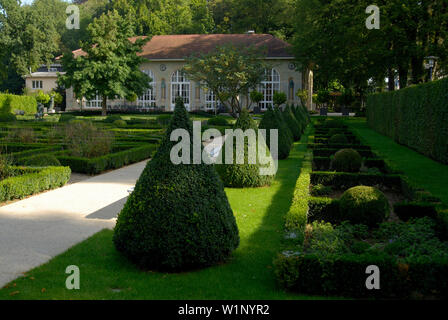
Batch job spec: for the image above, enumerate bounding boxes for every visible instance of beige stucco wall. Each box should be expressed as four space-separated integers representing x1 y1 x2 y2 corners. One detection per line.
65 59 303 112
25 77 58 93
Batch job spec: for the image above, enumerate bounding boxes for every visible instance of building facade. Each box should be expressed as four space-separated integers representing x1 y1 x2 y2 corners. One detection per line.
27 34 312 112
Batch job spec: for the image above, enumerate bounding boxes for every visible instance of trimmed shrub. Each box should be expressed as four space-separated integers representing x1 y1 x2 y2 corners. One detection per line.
22 154 61 167
310 184 332 196
0 166 71 202
308 197 341 223
207 116 229 126
311 171 402 190
104 115 122 123
0 113 16 122
259 105 292 160
393 202 438 221
215 109 275 188
339 186 389 227
282 105 302 141
113 119 127 127
274 106 294 146
0 93 37 115
331 148 362 172
59 114 76 123
367 77 448 164
57 144 156 174
329 134 348 145
113 98 239 271
157 114 172 126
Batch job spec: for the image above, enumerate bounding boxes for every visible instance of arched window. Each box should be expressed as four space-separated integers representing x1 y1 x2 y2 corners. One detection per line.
138 70 156 108
205 88 218 111
85 92 101 108
171 70 190 110
259 68 280 110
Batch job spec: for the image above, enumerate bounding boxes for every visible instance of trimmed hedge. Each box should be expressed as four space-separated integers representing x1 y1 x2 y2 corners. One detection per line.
0 166 71 202
311 172 402 190
0 93 37 115
367 77 448 164
57 144 157 174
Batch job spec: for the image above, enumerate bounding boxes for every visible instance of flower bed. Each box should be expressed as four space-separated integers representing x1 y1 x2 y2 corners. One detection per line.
274 119 448 299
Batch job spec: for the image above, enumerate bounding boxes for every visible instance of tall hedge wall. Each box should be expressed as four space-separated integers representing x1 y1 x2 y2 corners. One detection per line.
366 78 448 164
0 93 37 115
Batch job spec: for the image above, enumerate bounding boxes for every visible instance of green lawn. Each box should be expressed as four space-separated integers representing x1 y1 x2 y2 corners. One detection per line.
0 129 320 300
345 118 448 206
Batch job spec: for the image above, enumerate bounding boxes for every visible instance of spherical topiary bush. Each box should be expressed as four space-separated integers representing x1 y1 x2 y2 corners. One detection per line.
113 97 239 272
339 186 390 227
207 116 229 126
215 108 275 188
58 113 75 123
104 115 122 123
259 105 292 160
282 105 302 141
22 154 61 167
331 148 362 172
113 119 127 127
329 133 349 145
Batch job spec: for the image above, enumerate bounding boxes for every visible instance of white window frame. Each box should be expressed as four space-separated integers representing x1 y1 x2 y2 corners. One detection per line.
259 68 280 110
32 80 43 89
171 70 190 110
138 70 156 108
85 92 102 108
205 88 218 111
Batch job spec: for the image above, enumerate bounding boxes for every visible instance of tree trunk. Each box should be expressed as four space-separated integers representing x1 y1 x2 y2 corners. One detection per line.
102 96 107 116
388 68 395 91
398 66 408 89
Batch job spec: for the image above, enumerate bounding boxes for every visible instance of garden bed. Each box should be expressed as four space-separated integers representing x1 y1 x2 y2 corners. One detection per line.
274 118 448 299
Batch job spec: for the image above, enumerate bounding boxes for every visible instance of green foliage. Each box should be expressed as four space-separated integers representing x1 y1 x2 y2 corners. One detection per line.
35 90 50 104
367 78 448 164
331 148 362 173
113 98 239 271
104 115 123 123
310 184 332 196
311 171 402 191
282 105 301 141
207 116 229 126
157 114 172 126
184 45 269 116
393 202 438 222
58 114 76 123
258 105 292 160
0 93 37 115
329 134 348 145
250 90 263 104
62 121 114 158
57 144 157 174
339 186 389 228
58 10 152 116
0 113 16 122
22 154 61 167
0 166 71 203
215 108 275 188
0 154 14 180
113 119 127 127
273 92 287 107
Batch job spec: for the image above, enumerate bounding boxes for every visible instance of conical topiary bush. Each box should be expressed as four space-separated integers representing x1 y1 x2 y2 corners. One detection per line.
283 104 302 141
273 106 294 147
215 108 275 188
293 104 307 131
113 98 239 271
259 105 292 160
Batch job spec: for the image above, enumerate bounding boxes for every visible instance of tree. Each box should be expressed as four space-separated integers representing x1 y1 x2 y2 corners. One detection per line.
113 97 239 271
259 105 292 160
215 108 275 188
0 0 60 81
273 92 287 108
184 45 269 117
58 10 151 116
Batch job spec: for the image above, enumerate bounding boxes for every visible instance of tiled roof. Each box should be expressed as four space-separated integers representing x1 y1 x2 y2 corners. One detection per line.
69 34 293 60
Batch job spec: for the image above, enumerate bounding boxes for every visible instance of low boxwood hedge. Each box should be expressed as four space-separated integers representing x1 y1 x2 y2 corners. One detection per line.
310 171 403 190
0 166 71 202
56 144 157 174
